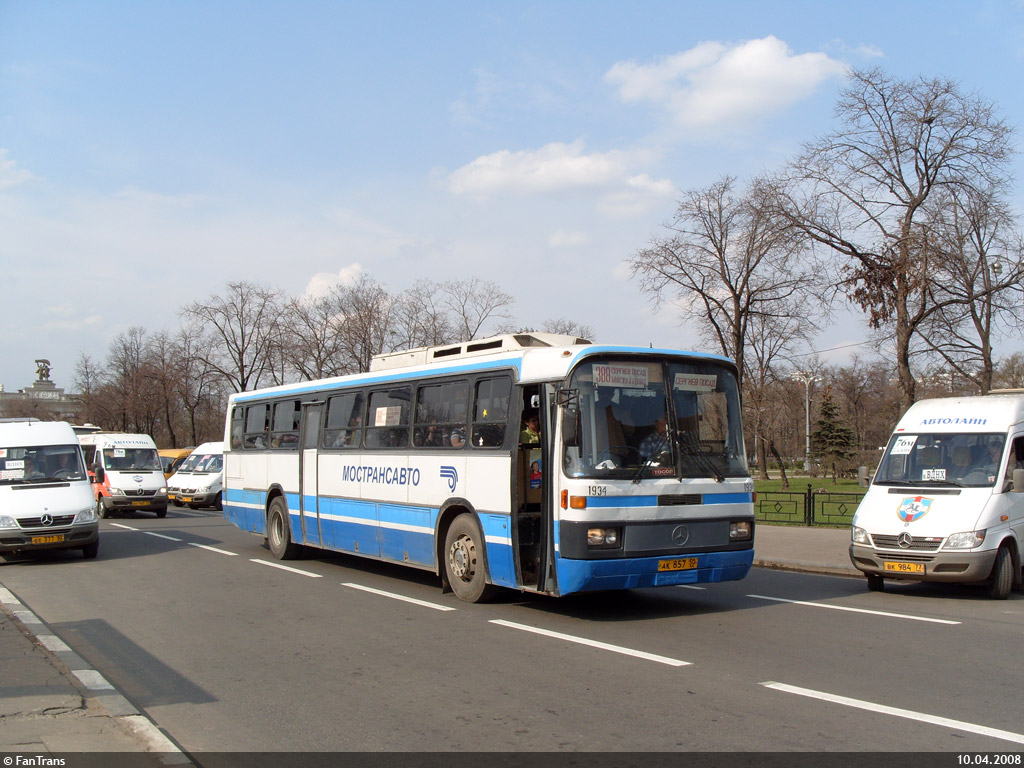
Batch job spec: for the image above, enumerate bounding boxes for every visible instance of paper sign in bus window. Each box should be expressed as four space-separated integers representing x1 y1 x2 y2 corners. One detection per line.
673 373 717 392
374 406 403 427
890 436 917 455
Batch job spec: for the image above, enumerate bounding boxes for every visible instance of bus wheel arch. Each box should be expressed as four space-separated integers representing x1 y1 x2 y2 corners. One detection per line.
436 503 495 603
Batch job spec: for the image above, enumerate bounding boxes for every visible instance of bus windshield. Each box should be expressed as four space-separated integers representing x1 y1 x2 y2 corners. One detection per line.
874 432 1007 488
563 358 748 481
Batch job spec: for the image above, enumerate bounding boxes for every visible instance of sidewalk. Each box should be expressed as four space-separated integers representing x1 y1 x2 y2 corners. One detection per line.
0 524 856 758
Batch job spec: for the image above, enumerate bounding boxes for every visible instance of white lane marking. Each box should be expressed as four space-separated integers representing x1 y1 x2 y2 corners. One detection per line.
37 634 71 653
490 619 690 667
188 543 238 556
676 585 706 590
747 594 961 625
342 582 456 611
250 559 323 577
73 669 115 691
763 681 1024 745
110 523 139 531
146 532 183 542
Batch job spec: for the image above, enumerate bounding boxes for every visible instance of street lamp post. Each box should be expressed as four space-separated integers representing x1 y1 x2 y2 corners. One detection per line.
792 371 820 472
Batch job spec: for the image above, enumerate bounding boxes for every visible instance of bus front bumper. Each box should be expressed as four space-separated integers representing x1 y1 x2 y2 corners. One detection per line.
555 548 754 596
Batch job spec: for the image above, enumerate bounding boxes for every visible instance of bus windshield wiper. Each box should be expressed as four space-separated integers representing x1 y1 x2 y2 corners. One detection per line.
675 431 725 482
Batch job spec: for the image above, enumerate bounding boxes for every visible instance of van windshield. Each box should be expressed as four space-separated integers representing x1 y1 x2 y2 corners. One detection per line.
0 444 87 484
875 433 1008 488
178 452 222 474
101 448 162 472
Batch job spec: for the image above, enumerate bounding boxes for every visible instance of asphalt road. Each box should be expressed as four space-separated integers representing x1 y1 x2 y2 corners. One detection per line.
2 506 1023 754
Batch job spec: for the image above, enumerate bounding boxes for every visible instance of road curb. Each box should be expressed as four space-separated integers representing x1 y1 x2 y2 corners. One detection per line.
0 584 192 765
754 558 861 579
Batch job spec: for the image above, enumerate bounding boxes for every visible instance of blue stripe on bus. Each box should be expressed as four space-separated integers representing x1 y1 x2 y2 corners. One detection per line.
585 492 752 508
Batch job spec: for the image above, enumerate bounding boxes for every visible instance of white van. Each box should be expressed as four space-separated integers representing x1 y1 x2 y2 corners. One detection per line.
167 441 223 510
78 433 169 518
850 391 1024 599
0 419 99 558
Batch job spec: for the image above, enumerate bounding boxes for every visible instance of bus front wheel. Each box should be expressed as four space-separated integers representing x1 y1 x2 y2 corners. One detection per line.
445 514 496 603
267 497 300 560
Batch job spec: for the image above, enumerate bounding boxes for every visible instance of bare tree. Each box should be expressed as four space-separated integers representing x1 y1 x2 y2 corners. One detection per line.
440 278 515 341
775 68 1014 411
334 274 396 373
630 175 819 388
391 279 457 350
183 281 284 392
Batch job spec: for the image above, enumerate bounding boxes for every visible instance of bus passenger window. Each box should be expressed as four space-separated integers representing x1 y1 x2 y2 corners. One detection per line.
365 388 411 449
323 392 364 449
414 381 468 449
270 400 301 449
244 404 269 450
230 407 244 450
471 376 511 448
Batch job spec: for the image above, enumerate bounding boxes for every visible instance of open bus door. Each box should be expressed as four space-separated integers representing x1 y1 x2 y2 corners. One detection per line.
513 386 556 594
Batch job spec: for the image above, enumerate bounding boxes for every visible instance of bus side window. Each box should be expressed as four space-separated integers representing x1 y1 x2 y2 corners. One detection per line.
230 407 244 450
472 376 511 448
244 404 269 450
414 380 468 449
323 392 364 449
270 400 301 449
365 388 411 449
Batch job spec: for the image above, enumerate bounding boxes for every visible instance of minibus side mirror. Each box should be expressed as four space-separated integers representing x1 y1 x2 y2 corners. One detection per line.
562 408 579 447
92 465 104 483
1012 468 1024 493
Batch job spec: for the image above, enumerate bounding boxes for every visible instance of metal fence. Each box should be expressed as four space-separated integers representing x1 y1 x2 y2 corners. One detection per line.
754 483 864 528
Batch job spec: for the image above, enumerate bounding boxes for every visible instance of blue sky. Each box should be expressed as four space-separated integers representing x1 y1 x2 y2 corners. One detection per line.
1 1 1023 391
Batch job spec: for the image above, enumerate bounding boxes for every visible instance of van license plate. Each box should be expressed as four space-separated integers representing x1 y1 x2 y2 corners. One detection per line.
131 501 149 507
31 534 65 544
883 561 924 574
181 497 192 503
658 557 699 572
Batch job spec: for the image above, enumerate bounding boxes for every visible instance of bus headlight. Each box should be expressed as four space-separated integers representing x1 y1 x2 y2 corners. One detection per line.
852 526 870 544
944 530 986 550
587 527 621 548
729 521 753 541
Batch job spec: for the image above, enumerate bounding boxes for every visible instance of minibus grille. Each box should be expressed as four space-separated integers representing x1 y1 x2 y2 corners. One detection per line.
18 515 76 529
870 533 942 552
125 489 157 497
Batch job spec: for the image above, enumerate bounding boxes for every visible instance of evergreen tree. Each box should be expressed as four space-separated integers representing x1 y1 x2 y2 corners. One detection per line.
811 386 856 484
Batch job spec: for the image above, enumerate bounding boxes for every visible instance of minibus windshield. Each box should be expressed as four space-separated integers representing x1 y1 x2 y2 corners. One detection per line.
0 444 86 484
178 452 223 474
101 448 162 472
874 432 1007 488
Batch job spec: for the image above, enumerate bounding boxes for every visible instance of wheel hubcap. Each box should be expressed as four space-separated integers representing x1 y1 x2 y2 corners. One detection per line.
450 535 474 581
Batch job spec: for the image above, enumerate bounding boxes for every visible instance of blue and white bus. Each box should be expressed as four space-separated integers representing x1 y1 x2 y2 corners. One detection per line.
222 333 755 602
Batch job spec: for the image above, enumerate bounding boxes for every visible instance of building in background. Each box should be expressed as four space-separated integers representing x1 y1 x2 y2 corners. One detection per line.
0 359 84 423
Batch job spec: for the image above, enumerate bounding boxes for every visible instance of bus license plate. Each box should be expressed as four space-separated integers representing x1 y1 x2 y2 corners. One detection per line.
658 557 699 572
131 501 149 507
883 561 924 574
31 534 65 544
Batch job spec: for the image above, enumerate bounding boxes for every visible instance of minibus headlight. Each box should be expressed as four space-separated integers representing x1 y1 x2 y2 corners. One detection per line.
944 530 986 550
75 506 97 524
0 515 17 529
109 487 125 496
729 521 753 541
852 526 870 544
159 487 167 494
587 527 621 548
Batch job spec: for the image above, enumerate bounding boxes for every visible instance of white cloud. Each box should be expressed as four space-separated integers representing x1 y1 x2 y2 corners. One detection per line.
547 229 590 248
304 263 365 298
0 149 34 189
605 36 847 130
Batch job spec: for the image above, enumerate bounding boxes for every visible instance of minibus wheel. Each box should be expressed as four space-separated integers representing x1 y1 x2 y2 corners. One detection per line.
866 574 884 592
444 514 496 603
97 498 112 519
987 546 1013 600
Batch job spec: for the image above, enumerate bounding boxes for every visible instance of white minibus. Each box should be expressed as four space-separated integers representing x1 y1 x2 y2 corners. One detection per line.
79 433 169 518
0 419 99 558
850 391 1024 598
168 441 224 509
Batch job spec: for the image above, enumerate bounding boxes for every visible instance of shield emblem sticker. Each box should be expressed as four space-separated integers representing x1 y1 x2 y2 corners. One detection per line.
898 496 932 523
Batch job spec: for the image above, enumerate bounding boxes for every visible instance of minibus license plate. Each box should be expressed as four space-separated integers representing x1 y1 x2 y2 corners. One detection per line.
181 497 192 503
883 561 924 574
131 501 149 507
658 557 699 572
31 534 64 544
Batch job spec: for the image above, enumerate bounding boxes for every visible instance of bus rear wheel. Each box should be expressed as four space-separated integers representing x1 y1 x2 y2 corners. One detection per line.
267 497 300 560
444 514 496 603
